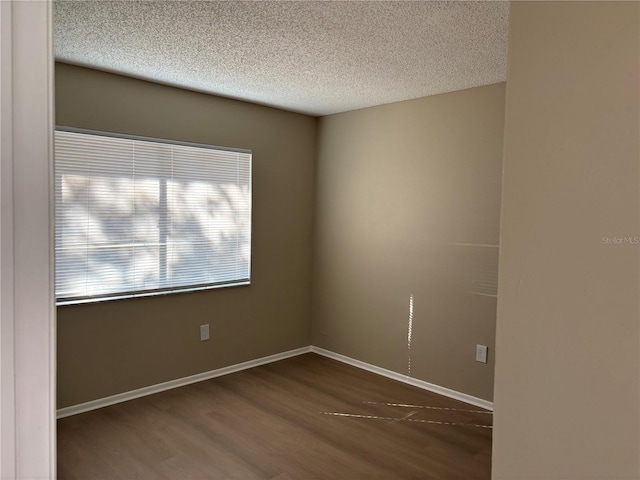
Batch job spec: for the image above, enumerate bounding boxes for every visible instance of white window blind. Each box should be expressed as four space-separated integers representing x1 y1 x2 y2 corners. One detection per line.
55 128 252 304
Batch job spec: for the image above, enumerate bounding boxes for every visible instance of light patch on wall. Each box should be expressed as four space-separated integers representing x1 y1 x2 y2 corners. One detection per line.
451 243 499 297
471 248 499 298
407 294 414 377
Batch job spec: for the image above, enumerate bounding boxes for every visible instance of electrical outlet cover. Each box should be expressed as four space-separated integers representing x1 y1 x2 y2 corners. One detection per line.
200 324 210 341
476 344 488 363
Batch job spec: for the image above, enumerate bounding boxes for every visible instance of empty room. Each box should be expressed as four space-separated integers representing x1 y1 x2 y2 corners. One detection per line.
1 1 638 480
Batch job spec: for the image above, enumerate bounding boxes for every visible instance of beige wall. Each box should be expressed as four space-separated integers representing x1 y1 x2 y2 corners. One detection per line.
312 83 506 401
493 2 639 479
55 63 317 407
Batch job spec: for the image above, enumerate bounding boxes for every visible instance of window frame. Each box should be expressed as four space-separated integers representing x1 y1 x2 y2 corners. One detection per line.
54 126 253 306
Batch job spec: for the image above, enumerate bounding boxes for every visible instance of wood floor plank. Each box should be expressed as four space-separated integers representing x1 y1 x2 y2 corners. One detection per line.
58 353 492 479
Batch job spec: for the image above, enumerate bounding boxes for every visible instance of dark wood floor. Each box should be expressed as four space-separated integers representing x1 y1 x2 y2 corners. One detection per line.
58 353 492 479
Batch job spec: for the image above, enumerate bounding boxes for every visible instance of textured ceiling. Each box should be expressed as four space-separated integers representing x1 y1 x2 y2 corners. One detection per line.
54 1 509 116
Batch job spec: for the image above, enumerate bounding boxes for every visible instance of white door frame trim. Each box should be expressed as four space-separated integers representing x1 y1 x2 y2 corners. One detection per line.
0 1 56 478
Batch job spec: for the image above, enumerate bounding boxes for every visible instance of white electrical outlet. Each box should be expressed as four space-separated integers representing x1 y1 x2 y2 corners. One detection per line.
200 324 210 341
476 344 488 363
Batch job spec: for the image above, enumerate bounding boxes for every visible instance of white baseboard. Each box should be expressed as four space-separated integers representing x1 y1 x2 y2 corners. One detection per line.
57 344 492 418
56 346 312 419
310 346 493 411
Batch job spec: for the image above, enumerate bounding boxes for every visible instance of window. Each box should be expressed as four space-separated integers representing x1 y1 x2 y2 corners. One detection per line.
55 128 252 305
